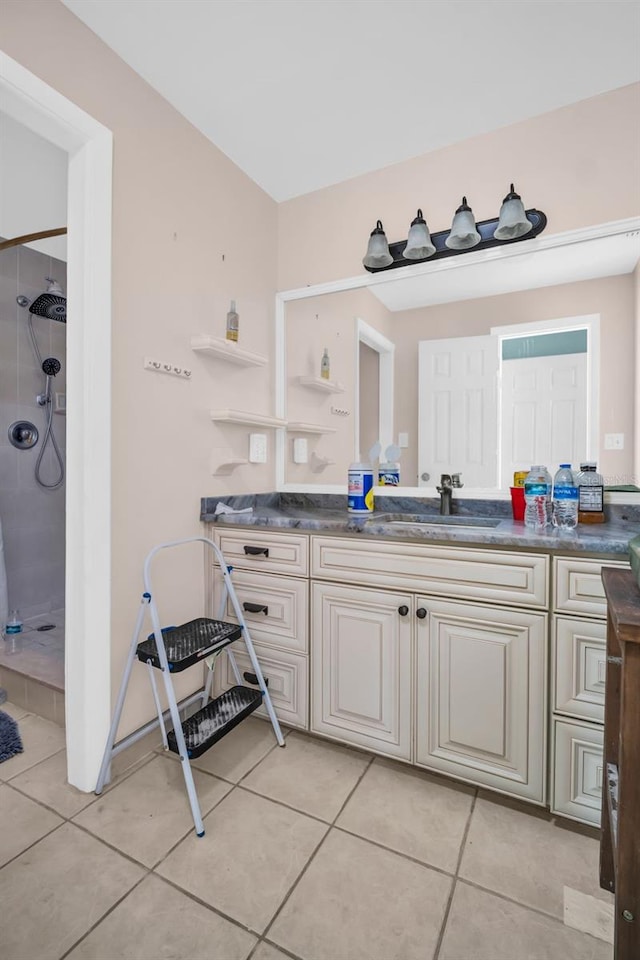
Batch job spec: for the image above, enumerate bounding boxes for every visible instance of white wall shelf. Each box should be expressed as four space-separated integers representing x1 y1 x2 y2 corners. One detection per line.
191 335 267 367
210 409 287 428
212 459 249 476
287 421 338 435
297 375 344 394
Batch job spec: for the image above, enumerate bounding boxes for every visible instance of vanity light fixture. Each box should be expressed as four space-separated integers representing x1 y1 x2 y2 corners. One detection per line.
446 197 481 250
363 183 546 273
403 209 436 260
494 183 533 240
362 220 393 269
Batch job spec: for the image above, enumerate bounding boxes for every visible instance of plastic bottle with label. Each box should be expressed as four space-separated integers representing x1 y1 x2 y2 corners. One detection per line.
524 465 552 530
577 462 605 523
552 464 578 530
348 461 374 513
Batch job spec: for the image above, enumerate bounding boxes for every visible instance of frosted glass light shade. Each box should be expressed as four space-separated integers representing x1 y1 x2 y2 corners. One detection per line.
445 197 481 250
363 220 393 268
403 209 436 260
494 184 532 240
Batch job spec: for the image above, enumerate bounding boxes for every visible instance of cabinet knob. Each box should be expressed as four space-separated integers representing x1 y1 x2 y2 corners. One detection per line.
416 607 427 619
398 605 409 617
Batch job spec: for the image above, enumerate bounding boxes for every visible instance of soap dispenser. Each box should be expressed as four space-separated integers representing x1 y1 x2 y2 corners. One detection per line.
320 347 330 380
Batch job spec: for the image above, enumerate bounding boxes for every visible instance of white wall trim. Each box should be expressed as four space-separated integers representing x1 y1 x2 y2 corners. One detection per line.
0 53 113 791
355 317 395 459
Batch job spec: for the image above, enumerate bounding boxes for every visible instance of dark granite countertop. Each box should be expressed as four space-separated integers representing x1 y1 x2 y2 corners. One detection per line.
201 493 640 556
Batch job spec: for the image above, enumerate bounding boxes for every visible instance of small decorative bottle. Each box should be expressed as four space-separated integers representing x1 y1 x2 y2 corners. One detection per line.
226 300 239 342
320 347 330 380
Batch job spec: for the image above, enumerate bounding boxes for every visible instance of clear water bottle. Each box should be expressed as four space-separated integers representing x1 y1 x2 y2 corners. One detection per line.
552 464 578 530
524 465 552 530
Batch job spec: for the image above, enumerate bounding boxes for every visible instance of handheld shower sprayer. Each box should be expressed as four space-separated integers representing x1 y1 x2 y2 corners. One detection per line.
38 358 61 407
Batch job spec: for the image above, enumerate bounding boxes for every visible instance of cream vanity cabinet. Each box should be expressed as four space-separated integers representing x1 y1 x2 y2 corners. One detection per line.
311 536 549 803
208 527 310 729
550 555 629 826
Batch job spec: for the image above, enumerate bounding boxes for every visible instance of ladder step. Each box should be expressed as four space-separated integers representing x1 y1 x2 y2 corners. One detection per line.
168 686 263 758
136 618 242 673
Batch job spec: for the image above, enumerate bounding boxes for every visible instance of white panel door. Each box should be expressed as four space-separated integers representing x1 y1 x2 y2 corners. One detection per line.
312 582 413 759
418 335 498 488
500 353 587 487
416 597 547 802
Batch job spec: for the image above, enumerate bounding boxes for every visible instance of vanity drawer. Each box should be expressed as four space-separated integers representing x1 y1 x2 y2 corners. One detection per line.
213 643 308 730
552 718 603 827
311 536 548 608
554 616 606 722
553 556 628 617
213 528 308 576
213 569 308 654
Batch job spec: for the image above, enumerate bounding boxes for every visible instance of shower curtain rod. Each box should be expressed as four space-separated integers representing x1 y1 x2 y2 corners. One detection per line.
0 227 67 252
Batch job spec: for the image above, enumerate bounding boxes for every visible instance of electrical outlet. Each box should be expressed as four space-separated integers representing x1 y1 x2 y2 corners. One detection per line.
249 433 268 463
604 433 624 450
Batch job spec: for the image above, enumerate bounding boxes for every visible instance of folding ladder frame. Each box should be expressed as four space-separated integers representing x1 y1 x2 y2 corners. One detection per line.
95 536 285 836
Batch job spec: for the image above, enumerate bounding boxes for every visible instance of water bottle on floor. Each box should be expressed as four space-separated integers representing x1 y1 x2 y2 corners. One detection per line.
524 466 551 530
552 464 578 530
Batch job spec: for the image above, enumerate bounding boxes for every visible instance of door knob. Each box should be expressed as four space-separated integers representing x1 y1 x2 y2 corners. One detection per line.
398 605 409 616
416 607 427 619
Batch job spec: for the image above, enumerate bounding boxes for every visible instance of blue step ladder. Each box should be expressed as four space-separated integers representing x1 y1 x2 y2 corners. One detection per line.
95 536 285 836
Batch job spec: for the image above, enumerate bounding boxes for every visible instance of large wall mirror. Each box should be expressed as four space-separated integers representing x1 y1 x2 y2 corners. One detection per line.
275 218 640 498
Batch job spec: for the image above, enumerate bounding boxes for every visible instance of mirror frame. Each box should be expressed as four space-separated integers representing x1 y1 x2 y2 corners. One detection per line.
275 216 640 501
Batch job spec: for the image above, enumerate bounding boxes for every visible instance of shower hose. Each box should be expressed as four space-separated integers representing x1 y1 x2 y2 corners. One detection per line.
27 311 65 490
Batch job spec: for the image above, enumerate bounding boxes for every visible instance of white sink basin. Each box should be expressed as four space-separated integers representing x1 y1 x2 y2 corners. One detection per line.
373 514 502 530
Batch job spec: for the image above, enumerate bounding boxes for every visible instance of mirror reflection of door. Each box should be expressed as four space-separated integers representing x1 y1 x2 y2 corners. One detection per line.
359 341 380 460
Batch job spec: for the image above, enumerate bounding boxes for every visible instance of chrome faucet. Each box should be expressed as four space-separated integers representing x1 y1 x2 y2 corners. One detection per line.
436 473 463 515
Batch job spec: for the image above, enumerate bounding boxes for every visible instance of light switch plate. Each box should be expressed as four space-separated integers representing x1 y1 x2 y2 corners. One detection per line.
398 432 409 448
293 437 308 463
604 433 624 450
249 433 268 463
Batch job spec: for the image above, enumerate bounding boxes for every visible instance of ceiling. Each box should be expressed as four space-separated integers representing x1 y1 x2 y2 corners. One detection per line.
62 0 640 202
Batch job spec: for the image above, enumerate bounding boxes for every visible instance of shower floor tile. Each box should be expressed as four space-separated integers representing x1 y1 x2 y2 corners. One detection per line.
0 631 64 691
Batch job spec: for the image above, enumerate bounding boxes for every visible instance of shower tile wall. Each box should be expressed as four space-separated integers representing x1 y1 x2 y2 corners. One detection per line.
0 241 66 620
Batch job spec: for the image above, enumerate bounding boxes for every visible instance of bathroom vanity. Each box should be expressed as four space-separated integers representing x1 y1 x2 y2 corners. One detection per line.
202 496 636 827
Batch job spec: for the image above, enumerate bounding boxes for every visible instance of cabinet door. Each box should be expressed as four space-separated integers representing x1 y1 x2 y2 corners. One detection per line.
212 642 308 730
552 719 603 826
312 582 413 760
554 616 606 722
416 597 547 802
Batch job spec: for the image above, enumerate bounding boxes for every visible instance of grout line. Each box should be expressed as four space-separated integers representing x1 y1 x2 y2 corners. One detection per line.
57 872 151 960
0 816 67 871
150 868 265 939
455 876 591 929
260 936 308 960
433 788 478 960
331 823 456 880
261 754 375 945
236 782 334 827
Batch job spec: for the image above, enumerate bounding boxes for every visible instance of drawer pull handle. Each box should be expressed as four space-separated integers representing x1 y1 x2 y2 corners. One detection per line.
243 671 268 687
243 602 269 615
398 605 409 617
416 607 427 619
244 545 269 557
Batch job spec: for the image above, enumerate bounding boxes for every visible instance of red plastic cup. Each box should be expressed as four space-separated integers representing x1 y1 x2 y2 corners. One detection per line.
510 486 525 522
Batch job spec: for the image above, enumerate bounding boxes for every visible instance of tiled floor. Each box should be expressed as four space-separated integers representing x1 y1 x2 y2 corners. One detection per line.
0 707 613 960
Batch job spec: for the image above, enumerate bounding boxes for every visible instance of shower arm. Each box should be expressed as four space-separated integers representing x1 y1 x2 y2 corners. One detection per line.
0 227 67 252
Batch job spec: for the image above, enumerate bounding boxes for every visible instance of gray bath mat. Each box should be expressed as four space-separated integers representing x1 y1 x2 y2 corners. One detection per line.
0 710 24 762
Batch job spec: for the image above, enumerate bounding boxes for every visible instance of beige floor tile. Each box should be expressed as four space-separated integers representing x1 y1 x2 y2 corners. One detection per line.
253 944 292 960
1 700 28 720
242 731 370 821
269 829 452 960
459 795 608 919
0 822 144 960
9 751 97 819
189 717 282 782
66 874 256 960
0 713 65 780
157 788 327 934
0 783 62 866
74 755 232 866
440 881 613 960
337 758 474 871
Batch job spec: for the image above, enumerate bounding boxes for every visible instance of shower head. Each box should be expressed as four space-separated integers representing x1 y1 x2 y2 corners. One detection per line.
42 357 61 377
27 293 67 322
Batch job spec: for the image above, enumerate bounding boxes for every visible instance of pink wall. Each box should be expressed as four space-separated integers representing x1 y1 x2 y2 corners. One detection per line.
391 274 635 485
1 0 278 733
277 84 640 290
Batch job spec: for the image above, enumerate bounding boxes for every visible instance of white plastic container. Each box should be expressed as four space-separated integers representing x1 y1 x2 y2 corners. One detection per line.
348 461 374 513
378 461 400 486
